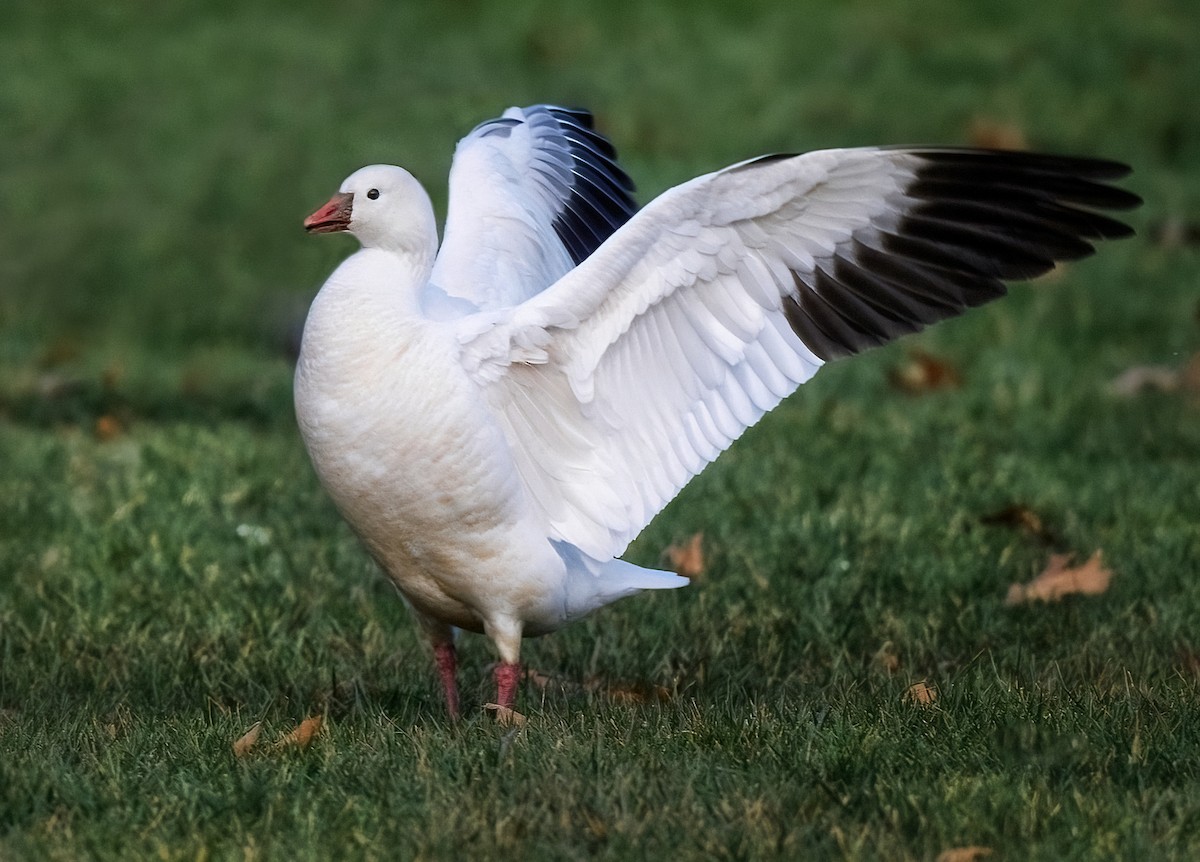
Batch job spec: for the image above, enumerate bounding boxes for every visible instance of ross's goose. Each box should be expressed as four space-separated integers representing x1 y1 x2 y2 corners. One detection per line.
297 104 1139 718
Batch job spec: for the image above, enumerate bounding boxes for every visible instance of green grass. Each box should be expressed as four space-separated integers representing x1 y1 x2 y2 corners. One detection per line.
3 0 1200 859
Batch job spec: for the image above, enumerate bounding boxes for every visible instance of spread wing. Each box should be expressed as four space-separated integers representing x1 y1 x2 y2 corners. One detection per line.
429 104 637 311
459 147 1139 560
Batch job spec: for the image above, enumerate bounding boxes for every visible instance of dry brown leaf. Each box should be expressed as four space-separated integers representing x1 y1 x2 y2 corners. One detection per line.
232 721 263 757
1179 649 1200 679
610 685 671 705
524 668 671 704
484 704 527 727
1181 351 1200 394
179 368 207 397
38 338 83 368
523 666 579 696
523 667 558 690
1109 352 1200 397
1005 551 1113 605
584 676 671 704
980 503 1055 544
581 808 608 841
968 116 1027 150
888 349 963 394
35 372 85 401
101 362 125 391
875 642 901 674
1150 217 1200 249
664 532 705 578
937 847 993 862
1108 365 1180 396
904 680 938 705
94 415 123 441
273 715 324 751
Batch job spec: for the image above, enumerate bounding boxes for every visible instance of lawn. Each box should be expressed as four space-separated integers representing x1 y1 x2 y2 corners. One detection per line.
2 0 1200 859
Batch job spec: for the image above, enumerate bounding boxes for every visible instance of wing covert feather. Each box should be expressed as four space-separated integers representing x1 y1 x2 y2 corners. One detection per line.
460 146 1138 559
431 105 637 311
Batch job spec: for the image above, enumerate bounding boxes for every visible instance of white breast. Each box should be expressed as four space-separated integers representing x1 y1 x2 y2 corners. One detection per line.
293 253 563 631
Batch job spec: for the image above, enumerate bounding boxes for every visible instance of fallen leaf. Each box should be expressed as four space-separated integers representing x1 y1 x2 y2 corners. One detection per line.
1108 365 1180 396
664 532 705 578
584 676 671 704
94 415 123 441
936 847 993 862
874 642 901 674
523 667 558 690
1181 351 1200 394
1109 351 1200 397
36 373 85 400
273 715 323 751
1005 551 1113 605
980 503 1056 544
968 116 1028 151
179 366 214 398
904 680 938 705
1179 649 1200 679
1150 217 1200 249
101 362 125 391
888 349 963 394
581 808 608 841
609 686 670 705
484 704 527 727
38 338 83 368
232 721 263 757
525 668 672 704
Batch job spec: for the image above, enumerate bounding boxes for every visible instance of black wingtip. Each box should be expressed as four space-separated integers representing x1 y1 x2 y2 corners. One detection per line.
908 149 1143 212
783 147 1141 362
532 105 639 266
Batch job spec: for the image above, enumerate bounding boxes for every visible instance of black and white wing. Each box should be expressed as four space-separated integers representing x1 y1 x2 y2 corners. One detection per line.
460 146 1140 561
429 104 637 311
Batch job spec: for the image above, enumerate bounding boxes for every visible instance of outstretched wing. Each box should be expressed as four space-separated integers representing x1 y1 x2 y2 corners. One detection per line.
429 105 637 311
460 147 1139 560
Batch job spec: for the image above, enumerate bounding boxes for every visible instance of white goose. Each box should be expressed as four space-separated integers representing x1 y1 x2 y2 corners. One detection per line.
296 105 1138 718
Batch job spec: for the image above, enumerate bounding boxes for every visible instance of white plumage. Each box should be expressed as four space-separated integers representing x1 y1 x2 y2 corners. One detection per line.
296 104 1138 717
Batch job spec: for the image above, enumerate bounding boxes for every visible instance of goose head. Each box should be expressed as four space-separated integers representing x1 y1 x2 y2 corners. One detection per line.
304 165 437 260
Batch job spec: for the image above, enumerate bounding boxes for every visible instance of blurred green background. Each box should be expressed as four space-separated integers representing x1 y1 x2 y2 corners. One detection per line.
2 0 1195 359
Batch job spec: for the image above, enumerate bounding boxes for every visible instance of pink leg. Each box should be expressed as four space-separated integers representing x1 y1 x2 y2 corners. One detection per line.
433 642 460 721
494 661 522 709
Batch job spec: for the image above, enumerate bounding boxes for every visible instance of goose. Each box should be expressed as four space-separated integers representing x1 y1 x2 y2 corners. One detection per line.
297 104 1139 719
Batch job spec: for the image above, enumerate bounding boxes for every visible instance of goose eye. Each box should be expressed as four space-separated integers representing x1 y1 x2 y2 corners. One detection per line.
366 188 380 200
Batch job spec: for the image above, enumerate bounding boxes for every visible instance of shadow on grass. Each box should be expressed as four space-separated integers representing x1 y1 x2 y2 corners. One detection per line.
0 373 294 432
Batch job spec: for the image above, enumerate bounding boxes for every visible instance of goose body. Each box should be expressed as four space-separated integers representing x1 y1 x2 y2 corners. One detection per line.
295 242 676 640
296 105 1138 717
